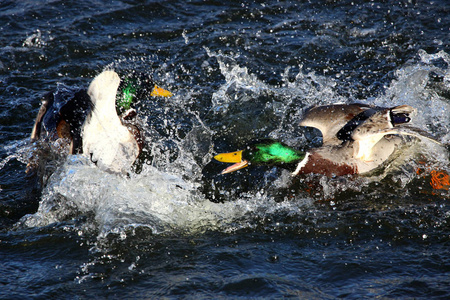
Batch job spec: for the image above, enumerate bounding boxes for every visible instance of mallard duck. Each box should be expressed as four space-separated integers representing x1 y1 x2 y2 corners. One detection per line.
30 70 172 173
214 103 440 177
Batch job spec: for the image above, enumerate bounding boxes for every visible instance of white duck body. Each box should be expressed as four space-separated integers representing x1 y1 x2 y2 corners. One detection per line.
82 70 139 173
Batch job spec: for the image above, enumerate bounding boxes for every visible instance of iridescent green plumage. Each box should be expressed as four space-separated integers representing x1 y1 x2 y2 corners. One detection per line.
116 78 136 111
244 141 305 165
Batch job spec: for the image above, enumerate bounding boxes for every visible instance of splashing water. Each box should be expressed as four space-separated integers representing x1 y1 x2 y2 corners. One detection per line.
19 153 314 238
5 49 449 243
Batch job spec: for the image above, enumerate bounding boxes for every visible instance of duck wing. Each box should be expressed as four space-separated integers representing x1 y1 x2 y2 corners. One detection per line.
300 103 374 145
351 105 440 161
31 92 53 141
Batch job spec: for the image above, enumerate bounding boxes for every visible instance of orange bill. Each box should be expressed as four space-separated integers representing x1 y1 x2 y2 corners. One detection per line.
214 150 249 174
151 85 173 97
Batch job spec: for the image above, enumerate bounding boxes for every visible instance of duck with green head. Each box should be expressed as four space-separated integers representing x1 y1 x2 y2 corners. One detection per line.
117 72 172 114
30 70 172 173
215 140 306 174
215 103 440 177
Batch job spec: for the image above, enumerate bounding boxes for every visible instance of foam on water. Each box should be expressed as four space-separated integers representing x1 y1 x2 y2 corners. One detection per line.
19 153 313 238
21 155 220 233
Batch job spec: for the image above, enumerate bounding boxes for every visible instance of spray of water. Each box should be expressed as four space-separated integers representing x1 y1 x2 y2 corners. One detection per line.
3 49 448 242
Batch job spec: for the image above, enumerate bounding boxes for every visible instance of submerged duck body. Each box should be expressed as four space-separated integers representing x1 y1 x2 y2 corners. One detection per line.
215 103 439 177
30 70 172 173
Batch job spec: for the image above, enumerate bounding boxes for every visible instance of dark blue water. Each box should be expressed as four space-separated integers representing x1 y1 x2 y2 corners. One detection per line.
1 0 449 298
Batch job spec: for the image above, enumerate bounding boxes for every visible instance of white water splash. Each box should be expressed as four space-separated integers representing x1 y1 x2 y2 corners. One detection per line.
375 50 450 143
206 47 270 113
18 150 313 236
15 49 450 237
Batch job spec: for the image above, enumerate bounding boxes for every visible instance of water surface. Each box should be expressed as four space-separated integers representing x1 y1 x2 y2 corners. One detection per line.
1 0 449 298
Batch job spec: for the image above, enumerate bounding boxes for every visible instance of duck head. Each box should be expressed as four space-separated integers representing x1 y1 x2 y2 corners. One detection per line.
116 73 172 114
214 140 306 174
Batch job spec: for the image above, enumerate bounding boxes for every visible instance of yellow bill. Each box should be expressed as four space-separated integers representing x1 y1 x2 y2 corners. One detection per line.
151 85 173 97
214 150 243 163
214 150 249 174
